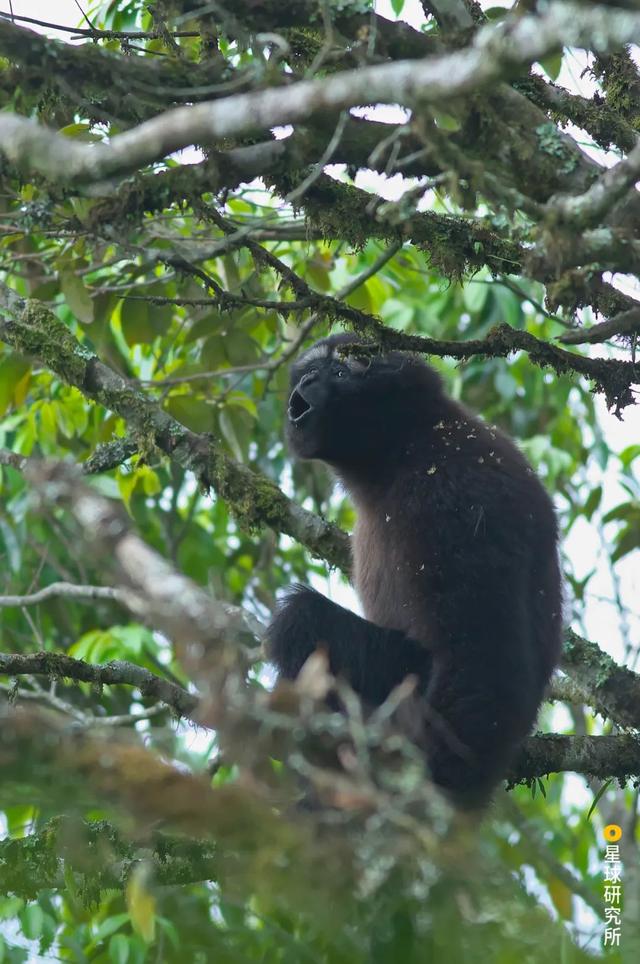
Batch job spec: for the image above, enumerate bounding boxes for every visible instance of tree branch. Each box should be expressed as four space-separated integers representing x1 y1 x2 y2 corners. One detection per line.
0 18 234 123
0 651 199 722
0 705 282 844
511 733 640 783
559 306 640 345
0 817 220 900
0 581 122 608
1 4 639 184
20 461 260 707
550 140 640 228
81 436 139 474
561 630 640 731
517 73 639 154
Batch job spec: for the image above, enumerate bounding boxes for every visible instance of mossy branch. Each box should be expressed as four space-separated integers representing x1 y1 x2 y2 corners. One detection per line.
1 4 640 184
0 817 219 902
560 629 640 730
0 651 199 722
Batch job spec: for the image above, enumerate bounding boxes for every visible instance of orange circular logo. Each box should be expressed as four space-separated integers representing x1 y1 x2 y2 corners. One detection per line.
604 824 622 842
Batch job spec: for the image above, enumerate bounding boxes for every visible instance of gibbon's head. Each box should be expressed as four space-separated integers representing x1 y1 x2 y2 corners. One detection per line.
286 333 444 465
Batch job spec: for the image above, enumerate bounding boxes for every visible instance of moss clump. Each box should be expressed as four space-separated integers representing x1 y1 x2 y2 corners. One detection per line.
210 451 288 533
591 50 640 132
534 123 578 176
7 300 92 387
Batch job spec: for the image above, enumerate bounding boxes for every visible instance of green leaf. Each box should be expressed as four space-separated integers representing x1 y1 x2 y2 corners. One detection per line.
494 369 518 401
433 112 462 132
165 394 214 433
38 401 58 446
380 298 414 330
611 524 640 562
157 917 180 951
120 299 153 345
492 286 524 329
55 388 89 437
225 390 258 418
218 409 242 461
547 876 572 920
58 122 102 142
0 355 30 416
4 805 36 837
200 335 228 369
603 503 636 523
185 311 227 343
219 407 252 461
127 867 156 943
345 283 373 313
109 933 131 964
307 260 332 292
587 779 612 819
620 444 640 469
117 468 140 512
539 52 563 81
484 6 509 19
19 903 44 940
60 270 95 324
94 914 131 944
224 330 261 365
462 279 489 314
583 485 602 520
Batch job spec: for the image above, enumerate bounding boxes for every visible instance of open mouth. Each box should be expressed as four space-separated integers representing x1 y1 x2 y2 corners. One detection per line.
288 388 312 424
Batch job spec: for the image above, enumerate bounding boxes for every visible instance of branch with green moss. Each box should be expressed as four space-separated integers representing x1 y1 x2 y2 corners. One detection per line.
0 705 289 846
0 18 235 124
1 438 137 475
534 132 640 230
68 141 640 327
365 324 638 411
509 733 640 785
560 629 640 730
272 172 522 277
0 704 363 913
222 0 637 173
1 4 640 184
2 628 637 750
559 306 640 345
0 817 219 901
18 459 262 708
517 73 638 154
204 247 638 409
592 48 640 134
0 651 199 722
530 224 640 278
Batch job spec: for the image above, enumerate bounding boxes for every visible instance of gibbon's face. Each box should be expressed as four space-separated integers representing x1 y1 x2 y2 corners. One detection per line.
286 337 408 463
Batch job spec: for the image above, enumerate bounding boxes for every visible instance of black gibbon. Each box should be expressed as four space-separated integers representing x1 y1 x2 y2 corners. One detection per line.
267 334 562 805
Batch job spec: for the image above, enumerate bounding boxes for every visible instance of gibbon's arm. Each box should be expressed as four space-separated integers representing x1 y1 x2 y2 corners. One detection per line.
268 585 431 706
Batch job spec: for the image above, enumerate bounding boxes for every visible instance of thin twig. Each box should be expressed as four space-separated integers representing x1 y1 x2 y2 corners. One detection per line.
0 581 123 608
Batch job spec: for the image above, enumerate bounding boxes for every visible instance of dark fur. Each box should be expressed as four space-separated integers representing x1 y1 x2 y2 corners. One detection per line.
268 334 562 804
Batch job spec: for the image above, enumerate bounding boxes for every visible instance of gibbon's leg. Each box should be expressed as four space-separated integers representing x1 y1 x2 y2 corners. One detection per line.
268 585 431 706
